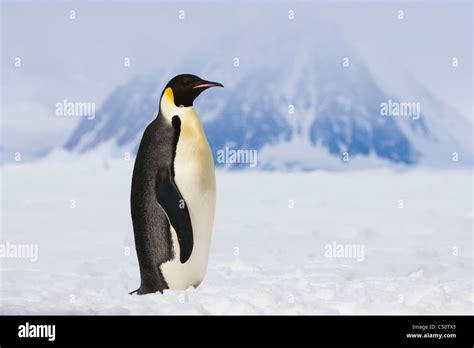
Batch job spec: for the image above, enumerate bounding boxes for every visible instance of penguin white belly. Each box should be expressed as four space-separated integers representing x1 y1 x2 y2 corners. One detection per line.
160 108 216 290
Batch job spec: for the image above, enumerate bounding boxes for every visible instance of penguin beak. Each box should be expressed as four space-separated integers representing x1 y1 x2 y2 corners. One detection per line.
192 80 224 89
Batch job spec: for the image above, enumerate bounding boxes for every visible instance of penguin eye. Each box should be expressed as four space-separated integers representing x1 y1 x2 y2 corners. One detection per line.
182 78 191 87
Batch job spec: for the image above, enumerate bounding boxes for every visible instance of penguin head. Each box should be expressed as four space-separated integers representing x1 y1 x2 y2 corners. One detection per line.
161 74 223 108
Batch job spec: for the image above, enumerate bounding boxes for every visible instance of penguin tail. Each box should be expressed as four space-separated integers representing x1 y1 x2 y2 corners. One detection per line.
129 288 139 295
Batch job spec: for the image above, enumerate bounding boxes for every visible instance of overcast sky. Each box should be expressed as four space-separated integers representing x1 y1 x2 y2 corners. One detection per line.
1 0 472 156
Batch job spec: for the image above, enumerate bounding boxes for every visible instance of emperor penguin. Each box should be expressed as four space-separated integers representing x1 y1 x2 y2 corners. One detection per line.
130 74 223 295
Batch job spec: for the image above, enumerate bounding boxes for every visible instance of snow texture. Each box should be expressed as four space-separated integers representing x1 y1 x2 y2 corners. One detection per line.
1 158 472 314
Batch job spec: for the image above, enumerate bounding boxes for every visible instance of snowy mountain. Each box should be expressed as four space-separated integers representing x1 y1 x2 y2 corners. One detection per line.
63 33 472 170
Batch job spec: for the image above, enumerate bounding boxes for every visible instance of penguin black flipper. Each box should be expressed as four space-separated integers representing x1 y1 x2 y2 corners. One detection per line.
155 166 194 263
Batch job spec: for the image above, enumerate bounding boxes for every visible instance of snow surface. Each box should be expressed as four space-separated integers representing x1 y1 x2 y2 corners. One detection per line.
1 159 472 314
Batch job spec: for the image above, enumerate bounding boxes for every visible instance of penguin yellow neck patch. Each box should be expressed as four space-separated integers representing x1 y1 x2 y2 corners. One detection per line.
163 87 175 105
